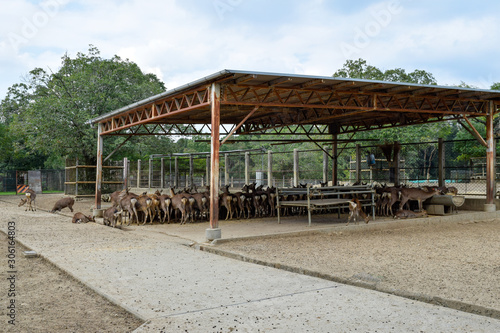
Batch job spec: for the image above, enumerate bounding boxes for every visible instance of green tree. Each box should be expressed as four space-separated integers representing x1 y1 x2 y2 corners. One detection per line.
333 59 437 85
0 45 166 168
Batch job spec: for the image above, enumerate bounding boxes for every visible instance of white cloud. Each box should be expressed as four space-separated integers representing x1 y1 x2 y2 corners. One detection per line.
1 0 500 98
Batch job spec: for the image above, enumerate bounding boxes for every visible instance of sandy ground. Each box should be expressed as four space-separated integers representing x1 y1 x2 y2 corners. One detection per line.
0 194 144 332
1 192 500 332
216 218 500 317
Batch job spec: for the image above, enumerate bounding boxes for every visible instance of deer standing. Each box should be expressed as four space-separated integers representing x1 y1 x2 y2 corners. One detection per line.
19 189 37 211
347 197 370 226
399 187 440 212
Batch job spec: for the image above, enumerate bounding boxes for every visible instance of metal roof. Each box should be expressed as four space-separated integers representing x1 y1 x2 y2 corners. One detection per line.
92 69 500 136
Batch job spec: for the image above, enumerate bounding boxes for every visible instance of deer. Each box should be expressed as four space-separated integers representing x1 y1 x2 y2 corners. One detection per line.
18 189 37 211
134 192 154 225
117 189 139 226
50 197 75 213
103 206 122 228
155 190 172 224
347 197 370 226
72 212 95 224
110 188 130 207
394 209 428 219
398 187 441 212
169 188 189 224
381 185 402 216
220 185 235 220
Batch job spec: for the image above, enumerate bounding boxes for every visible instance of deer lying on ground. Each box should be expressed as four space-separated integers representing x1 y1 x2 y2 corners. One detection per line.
103 206 122 228
347 197 370 226
398 187 440 212
71 212 95 224
50 197 75 213
394 209 428 219
18 189 37 211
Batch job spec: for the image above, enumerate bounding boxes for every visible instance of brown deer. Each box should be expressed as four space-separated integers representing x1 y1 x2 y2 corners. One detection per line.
155 190 172 224
50 197 75 213
72 212 95 224
394 209 428 219
219 186 234 220
103 206 122 228
117 189 139 226
19 189 36 211
135 193 153 225
347 197 370 225
169 188 189 224
398 187 440 212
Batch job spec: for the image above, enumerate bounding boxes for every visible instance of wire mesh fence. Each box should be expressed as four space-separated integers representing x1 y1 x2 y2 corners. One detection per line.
0 169 64 193
122 138 498 197
1 139 497 197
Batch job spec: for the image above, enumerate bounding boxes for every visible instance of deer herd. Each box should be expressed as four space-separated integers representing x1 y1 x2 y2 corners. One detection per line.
17 182 458 228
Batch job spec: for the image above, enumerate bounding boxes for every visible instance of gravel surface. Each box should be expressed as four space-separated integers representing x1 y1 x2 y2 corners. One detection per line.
215 218 500 317
3 192 500 328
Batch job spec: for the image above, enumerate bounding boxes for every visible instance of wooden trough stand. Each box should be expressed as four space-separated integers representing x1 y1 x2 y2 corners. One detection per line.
424 195 465 215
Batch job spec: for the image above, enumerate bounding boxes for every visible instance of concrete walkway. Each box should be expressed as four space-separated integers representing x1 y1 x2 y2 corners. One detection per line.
2 205 500 332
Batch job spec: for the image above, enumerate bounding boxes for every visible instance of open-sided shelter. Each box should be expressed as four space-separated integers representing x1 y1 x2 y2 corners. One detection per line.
91 69 500 240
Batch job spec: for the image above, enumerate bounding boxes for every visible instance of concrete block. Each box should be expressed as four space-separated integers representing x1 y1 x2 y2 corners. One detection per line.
206 228 222 241
425 204 445 216
484 204 497 212
93 209 104 218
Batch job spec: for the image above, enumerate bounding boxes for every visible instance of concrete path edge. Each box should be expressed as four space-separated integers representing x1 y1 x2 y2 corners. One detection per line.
196 240 500 321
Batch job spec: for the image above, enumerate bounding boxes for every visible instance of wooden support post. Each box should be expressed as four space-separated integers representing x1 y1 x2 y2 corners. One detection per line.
438 138 445 188
208 83 221 239
486 101 496 207
137 159 141 188
293 148 299 187
75 158 79 197
245 152 250 185
268 150 273 187
355 144 361 183
94 124 103 210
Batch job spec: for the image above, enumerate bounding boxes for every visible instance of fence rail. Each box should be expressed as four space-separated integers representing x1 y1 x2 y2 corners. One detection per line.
2 138 498 197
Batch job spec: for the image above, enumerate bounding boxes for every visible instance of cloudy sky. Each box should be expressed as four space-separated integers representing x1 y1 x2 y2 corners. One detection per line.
1 0 500 99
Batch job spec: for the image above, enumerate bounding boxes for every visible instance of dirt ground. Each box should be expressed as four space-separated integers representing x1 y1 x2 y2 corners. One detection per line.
1 193 500 332
216 218 500 317
0 194 144 333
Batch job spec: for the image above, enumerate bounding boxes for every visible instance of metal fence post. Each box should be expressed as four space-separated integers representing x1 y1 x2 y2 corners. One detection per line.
268 150 273 187
174 157 179 188
137 159 141 188
149 158 152 190
323 147 328 184
355 144 361 183
225 153 229 186
245 152 250 185
438 138 445 187
160 157 164 189
123 157 128 190
293 148 299 187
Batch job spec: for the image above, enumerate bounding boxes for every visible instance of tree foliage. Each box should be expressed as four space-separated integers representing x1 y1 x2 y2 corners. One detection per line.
0 45 166 168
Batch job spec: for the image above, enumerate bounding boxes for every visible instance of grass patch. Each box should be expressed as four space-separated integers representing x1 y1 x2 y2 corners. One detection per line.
0 191 64 196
